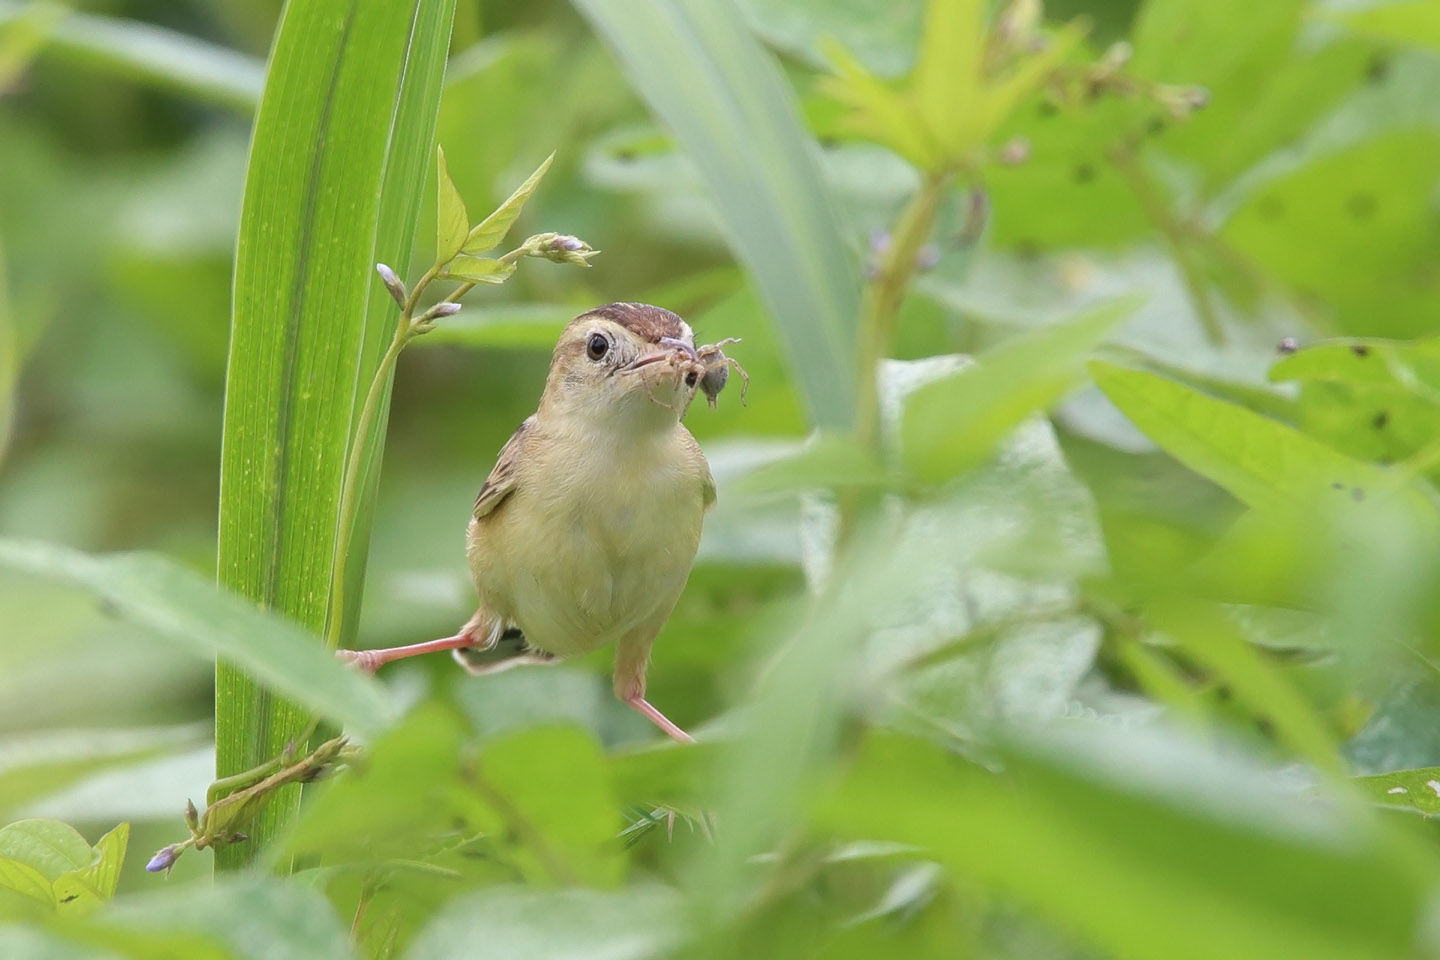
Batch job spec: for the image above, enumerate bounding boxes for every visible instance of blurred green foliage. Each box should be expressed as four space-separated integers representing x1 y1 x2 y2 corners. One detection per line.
3 0 1440 957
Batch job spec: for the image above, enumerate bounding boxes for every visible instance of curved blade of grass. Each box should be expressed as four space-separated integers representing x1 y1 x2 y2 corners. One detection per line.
575 0 861 430
0 1 263 111
0 540 392 736
337 0 458 677
217 0 456 870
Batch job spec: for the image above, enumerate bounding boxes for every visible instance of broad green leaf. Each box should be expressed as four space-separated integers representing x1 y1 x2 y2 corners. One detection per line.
1130 0 1304 117
0 820 90 881
987 98 1152 249
69 822 127 901
1089 361 1433 521
1131 0 1370 193
577 0 862 430
405 885 683 960
50 874 102 916
217 0 455 868
440 255 516 285
1223 133 1440 337
435 146 469 263
0 857 52 909
1269 337 1440 474
0 2 263 112
1328 1 1440 53
476 728 621 886
283 706 467 865
902 298 1137 483
1185 39 1371 194
461 151 555 256
822 728 1436 960
0 539 392 736
1355 767 1440 816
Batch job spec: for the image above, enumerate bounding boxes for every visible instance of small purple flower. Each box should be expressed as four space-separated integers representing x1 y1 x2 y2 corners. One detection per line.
549 235 585 252
869 228 892 254
430 302 463 318
1277 337 1299 355
146 844 180 873
915 245 941 271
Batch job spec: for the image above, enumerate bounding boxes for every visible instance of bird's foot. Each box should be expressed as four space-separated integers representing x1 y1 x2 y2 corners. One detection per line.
625 695 695 744
336 631 477 674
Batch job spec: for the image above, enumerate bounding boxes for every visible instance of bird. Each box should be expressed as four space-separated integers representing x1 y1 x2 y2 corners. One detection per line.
338 302 717 743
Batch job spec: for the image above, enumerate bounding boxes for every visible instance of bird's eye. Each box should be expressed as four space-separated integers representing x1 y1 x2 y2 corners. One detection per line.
586 332 610 361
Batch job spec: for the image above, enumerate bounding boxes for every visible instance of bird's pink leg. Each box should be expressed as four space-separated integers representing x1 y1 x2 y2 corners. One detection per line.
625 695 695 744
337 632 474 674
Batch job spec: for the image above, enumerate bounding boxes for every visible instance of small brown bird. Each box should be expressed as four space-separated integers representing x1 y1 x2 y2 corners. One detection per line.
339 303 717 742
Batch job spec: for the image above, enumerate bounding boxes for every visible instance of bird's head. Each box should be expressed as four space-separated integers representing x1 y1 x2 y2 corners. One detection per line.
539 302 702 430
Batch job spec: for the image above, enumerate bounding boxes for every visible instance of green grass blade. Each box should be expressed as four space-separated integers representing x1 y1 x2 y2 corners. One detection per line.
575 0 862 430
216 0 455 870
0 1 263 111
0 540 392 737
337 0 458 663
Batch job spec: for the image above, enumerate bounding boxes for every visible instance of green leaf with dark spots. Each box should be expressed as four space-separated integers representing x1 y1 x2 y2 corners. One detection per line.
1354 768 1440 816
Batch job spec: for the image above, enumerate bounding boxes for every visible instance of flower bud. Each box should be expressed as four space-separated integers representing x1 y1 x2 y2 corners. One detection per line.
146 844 180 873
376 263 406 307
521 233 600 266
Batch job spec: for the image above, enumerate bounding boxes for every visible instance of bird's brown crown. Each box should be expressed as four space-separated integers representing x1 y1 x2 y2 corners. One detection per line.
575 302 687 344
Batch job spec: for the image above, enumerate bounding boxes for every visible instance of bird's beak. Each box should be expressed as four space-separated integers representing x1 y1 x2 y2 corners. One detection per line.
624 337 697 372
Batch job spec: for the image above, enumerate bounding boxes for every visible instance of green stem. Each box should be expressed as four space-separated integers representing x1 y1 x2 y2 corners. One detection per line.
321 322 413 651
1110 146 1224 346
321 241 529 652
853 168 953 455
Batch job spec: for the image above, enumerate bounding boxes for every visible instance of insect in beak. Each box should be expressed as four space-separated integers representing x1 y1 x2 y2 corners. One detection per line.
623 337 699 374
658 336 699 362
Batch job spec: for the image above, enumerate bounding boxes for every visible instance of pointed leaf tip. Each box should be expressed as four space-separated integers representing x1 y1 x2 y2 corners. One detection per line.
461 151 557 256
436 145 469 265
